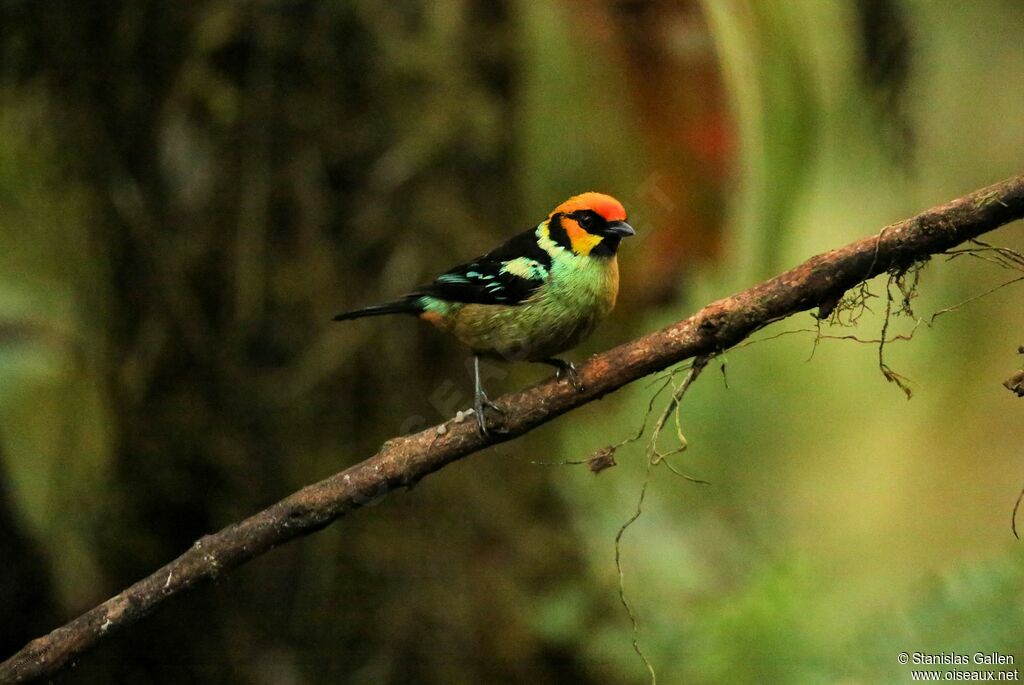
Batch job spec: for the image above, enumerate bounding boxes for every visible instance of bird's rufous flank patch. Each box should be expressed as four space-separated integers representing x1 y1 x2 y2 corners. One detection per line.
419 310 446 328
551 192 627 222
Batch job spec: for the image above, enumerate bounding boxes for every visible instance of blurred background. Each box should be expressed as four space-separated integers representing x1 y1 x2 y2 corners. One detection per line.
1 1 1023 683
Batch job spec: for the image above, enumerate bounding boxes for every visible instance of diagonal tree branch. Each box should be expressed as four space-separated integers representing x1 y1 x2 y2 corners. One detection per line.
3 174 1024 684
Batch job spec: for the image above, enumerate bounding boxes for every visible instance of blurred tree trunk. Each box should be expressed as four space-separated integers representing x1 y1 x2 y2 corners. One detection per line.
0 438 59 658
2 1 596 683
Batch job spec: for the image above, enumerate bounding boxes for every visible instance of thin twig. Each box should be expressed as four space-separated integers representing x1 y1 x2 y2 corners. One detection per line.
1013 484 1024 540
615 470 657 684
613 358 709 684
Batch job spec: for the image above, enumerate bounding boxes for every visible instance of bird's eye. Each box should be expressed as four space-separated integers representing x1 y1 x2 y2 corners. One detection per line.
577 213 595 229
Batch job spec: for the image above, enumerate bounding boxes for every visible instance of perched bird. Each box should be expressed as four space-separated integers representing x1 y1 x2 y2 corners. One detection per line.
334 192 634 434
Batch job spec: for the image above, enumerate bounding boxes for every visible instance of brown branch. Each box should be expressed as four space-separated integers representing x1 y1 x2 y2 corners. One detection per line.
4 174 1024 684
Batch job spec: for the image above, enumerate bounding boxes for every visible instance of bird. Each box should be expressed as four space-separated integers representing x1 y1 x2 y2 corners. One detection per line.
333 192 635 434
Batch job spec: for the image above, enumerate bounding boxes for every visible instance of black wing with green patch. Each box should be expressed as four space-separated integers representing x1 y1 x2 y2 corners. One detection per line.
413 228 552 306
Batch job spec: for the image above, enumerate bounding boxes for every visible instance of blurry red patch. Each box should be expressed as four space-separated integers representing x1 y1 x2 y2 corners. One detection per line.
419 311 445 328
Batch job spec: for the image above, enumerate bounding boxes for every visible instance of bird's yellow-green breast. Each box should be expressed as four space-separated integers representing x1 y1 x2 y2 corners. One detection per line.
419 218 621 361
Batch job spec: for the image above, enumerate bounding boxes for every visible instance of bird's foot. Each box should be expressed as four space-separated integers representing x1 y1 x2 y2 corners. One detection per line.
545 358 585 393
559 362 585 393
473 395 506 437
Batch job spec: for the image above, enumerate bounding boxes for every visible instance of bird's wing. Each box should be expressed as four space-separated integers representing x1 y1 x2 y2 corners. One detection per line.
413 228 552 306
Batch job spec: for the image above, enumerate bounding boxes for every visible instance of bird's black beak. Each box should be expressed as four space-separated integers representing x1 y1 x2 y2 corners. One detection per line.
605 221 635 237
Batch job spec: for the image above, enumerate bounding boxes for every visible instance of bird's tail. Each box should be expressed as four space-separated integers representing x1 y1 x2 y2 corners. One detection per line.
332 297 421 322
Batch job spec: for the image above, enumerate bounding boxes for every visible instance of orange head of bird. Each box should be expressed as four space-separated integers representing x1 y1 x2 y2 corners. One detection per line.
548 192 635 257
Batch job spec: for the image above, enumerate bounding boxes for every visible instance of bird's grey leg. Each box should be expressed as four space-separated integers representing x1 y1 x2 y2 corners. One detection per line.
540 357 584 392
473 354 504 435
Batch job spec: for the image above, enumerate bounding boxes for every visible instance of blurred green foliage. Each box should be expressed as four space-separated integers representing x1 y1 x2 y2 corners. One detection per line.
1 1 1023 684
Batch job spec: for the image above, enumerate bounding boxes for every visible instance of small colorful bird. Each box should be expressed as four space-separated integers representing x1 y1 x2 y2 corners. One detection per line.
334 192 634 434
